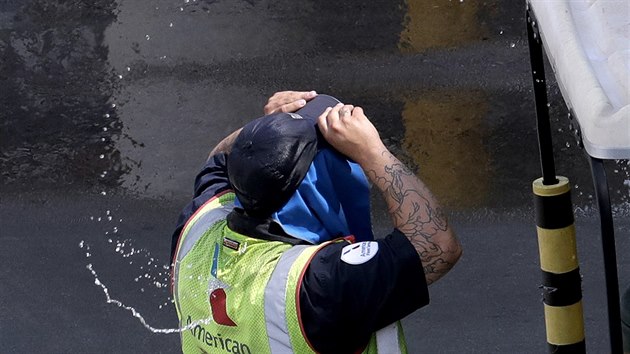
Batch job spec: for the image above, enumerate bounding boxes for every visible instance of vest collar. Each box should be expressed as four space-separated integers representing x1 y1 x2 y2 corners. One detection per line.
227 208 311 246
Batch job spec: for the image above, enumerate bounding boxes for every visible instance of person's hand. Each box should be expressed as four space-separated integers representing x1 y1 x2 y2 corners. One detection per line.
317 103 386 164
264 91 318 115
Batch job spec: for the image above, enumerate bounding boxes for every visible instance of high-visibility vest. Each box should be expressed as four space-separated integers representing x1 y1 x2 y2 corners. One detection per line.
172 191 407 354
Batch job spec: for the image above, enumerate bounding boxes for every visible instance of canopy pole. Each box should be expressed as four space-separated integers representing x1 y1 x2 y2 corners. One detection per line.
526 5 558 186
589 157 623 353
527 6 586 353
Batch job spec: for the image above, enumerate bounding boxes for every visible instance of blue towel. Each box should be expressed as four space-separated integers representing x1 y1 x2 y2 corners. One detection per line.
271 148 374 243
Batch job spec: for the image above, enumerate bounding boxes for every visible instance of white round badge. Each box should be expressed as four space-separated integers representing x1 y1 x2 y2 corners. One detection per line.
340 241 379 265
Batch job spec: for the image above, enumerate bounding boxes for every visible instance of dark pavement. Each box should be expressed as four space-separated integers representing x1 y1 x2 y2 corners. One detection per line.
1 1 628 353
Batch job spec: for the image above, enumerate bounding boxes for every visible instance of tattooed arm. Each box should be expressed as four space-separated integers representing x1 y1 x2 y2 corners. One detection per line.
317 103 461 285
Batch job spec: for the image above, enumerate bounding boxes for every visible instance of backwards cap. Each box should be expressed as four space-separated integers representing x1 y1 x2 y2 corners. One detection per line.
227 95 340 217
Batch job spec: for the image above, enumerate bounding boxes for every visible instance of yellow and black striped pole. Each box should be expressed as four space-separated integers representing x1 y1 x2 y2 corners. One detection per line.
533 176 585 352
527 6 587 352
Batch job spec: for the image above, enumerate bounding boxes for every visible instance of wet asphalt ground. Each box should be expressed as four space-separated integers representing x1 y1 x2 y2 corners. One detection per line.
1 0 629 353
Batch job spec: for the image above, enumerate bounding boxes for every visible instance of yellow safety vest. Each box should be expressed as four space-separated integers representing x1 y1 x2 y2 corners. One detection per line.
172 191 407 353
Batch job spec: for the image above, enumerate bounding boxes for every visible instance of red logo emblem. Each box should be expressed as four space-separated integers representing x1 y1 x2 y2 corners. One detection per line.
209 288 237 326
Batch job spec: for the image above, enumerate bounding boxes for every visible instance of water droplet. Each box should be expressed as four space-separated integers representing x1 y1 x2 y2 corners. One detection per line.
99 154 105 159
97 217 102 222
169 23 173 27
101 191 107 196
79 241 85 248
127 67 131 71
103 127 108 132
510 43 516 48
118 75 123 79
145 35 151 40
499 30 504 35
111 103 116 108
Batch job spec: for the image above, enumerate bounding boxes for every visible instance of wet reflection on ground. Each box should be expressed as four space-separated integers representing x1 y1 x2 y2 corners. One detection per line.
3 0 627 207
402 90 491 209
0 1 128 190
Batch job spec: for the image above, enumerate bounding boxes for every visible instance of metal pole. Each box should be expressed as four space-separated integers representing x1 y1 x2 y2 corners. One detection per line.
526 6 558 186
589 157 623 353
527 5 585 353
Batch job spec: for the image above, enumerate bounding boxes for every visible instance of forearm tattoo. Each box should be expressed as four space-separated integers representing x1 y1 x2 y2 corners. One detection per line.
367 151 457 285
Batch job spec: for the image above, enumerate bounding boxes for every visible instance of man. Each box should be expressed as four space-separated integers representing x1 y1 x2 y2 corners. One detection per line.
170 91 462 353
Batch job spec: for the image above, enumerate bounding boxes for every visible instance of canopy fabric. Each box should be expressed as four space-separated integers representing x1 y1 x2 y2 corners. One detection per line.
529 0 629 159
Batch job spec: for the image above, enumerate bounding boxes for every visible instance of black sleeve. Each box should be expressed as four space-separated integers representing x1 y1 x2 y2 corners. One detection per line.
170 153 231 260
299 229 429 354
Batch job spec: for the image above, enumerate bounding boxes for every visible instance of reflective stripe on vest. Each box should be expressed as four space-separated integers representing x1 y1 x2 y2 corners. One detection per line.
376 323 402 354
265 244 311 354
172 192 235 326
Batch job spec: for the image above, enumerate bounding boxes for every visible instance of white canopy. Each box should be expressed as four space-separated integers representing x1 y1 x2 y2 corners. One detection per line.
529 0 629 159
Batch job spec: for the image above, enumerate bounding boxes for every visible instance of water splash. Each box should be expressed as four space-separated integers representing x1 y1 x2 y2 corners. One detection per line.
80 240 212 334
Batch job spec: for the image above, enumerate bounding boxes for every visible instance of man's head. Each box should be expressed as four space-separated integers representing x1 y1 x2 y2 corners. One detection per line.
227 95 340 218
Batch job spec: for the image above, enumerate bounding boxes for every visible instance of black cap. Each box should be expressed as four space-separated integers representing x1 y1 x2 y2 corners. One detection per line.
228 94 340 217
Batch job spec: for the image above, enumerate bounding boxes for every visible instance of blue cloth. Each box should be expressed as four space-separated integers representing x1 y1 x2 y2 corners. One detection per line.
272 148 374 243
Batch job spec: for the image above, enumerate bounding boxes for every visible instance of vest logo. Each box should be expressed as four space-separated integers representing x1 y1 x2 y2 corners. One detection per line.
186 315 251 354
210 288 237 326
210 243 237 326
